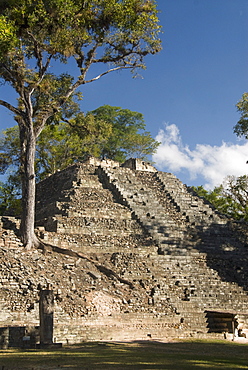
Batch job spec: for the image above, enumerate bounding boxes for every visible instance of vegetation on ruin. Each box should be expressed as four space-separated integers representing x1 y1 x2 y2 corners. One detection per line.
0 0 162 248
0 340 248 369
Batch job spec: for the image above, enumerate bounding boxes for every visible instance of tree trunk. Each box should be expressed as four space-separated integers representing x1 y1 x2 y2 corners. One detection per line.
19 122 39 249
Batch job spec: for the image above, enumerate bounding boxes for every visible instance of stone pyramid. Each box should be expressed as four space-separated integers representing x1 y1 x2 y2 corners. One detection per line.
0 157 248 345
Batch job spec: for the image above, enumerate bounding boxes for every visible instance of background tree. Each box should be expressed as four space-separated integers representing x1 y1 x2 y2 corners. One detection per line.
0 0 162 248
0 104 160 214
0 126 20 174
191 185 229 215
221 175 248 220
36 112 112 180
89 105 160 162
193 92 248 220
192 175 248 221
0 178 21 217
234 92 248 139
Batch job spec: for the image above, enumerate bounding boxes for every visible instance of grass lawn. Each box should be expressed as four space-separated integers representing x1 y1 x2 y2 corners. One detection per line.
0 339 248 369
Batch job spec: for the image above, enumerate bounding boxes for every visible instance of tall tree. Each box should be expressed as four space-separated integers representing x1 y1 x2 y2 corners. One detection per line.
0 0 162 248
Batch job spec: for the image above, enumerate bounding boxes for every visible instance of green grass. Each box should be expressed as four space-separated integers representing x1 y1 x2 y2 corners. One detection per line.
0 339 248 369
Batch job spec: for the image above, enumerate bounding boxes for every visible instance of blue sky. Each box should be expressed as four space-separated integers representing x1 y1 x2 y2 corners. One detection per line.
1 0 248 189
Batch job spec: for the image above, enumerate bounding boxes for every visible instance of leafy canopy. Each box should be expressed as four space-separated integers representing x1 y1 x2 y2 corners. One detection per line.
0 0 161 96
0 0 161 139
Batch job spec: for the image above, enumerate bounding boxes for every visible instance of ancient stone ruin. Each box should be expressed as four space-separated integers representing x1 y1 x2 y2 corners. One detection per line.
1 157 248 347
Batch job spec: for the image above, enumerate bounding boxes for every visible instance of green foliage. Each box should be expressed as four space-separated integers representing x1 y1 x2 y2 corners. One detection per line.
0 102 159 211
0 15 18 60
0 105 159 181
0 0 162 143
0 0 161 245
36 113 112 180
0 125 20 173
222 175 248 220
191 185 228 214
234 92 248 139
0 116 111 181
90 105 160 162
192 175 248 220
0 126 22 215
0 0 161 85
0 178 21 216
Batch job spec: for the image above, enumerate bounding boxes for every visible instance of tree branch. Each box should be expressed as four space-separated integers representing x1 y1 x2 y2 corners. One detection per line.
0 99 23 117
0 63 16 85
83 65 134 84
27 32 54 95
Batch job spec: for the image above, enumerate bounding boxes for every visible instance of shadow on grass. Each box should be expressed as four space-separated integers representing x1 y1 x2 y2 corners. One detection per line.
0 339 248 370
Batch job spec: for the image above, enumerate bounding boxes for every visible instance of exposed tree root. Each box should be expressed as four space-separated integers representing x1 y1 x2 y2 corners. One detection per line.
1 216 134 289
37 238 134 289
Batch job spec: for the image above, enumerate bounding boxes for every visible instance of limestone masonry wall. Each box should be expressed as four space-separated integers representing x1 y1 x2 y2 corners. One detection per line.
1 158 248 346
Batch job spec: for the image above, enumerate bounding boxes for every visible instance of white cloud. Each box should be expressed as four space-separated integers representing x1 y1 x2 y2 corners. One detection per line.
153 123 248 189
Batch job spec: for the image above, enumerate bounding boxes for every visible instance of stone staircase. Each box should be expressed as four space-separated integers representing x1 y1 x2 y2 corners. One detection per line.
135 171 241 254
145 253 248 337
36 163 155 255
98 165 197 256
156 171 223 225
97 163 248 335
